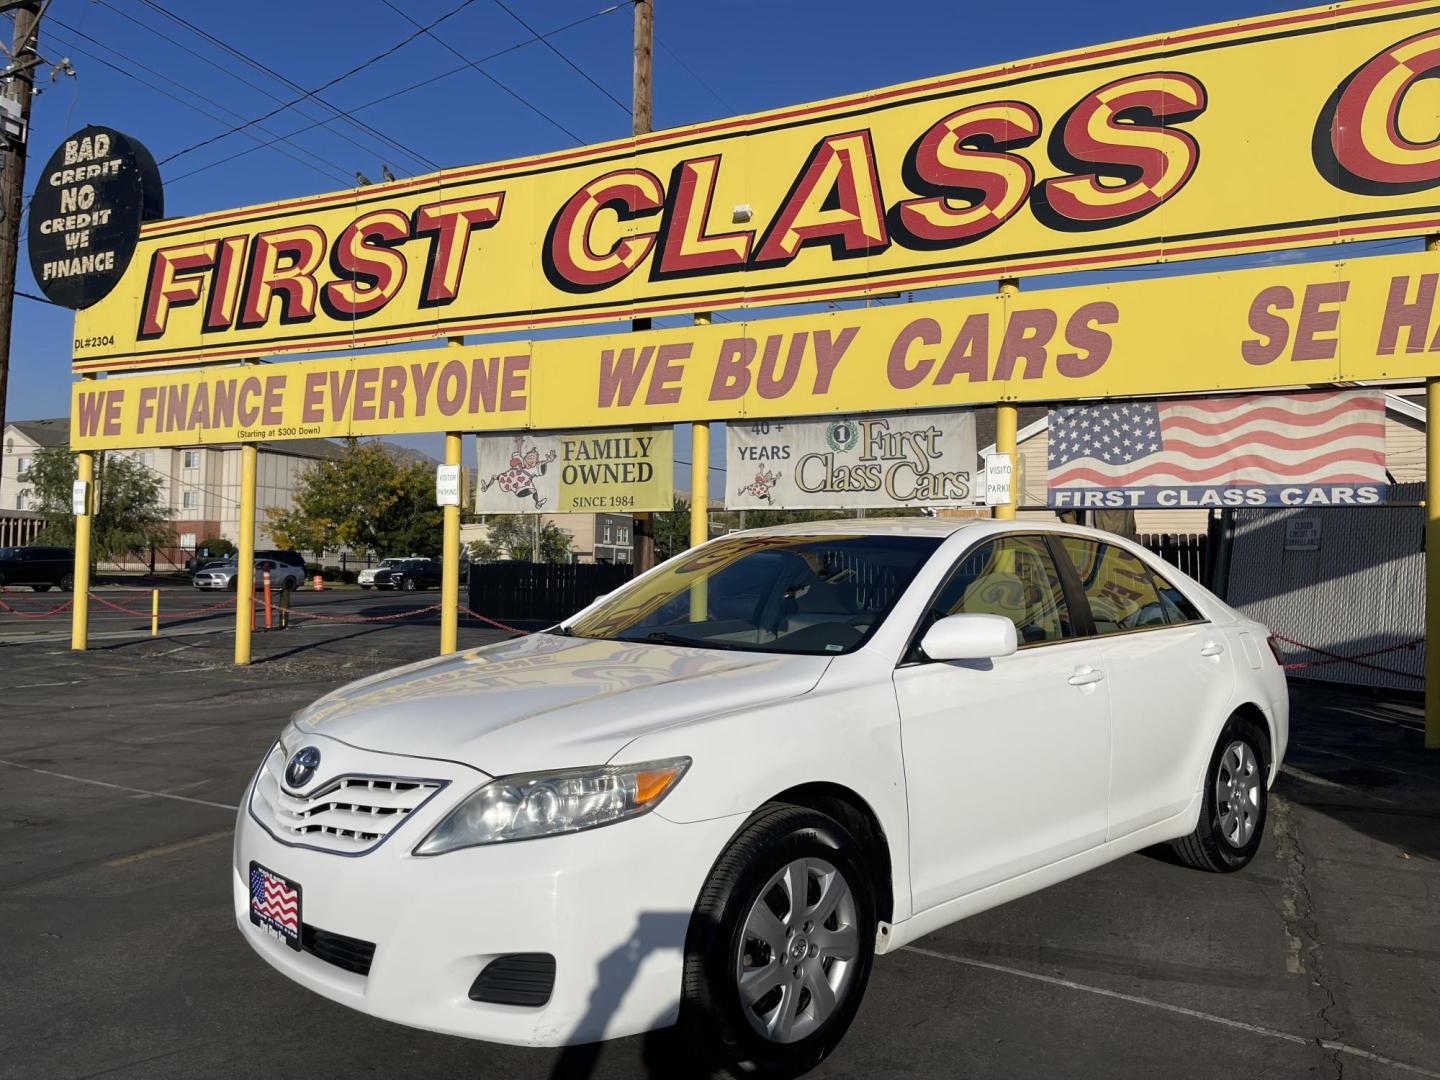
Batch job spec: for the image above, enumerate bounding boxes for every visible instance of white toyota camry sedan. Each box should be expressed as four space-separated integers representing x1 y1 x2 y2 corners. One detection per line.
234 519 1288 1076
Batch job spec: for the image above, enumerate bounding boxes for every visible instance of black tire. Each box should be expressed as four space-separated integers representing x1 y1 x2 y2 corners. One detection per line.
1169 715 1269 873
402 576 417 591
227 578 238 592
359 584 372 591
59 573 73 592
32 583 51 592
682 804 876 1078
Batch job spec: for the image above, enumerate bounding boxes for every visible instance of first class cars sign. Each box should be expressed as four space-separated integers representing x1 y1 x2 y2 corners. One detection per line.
727 412 978 510
71 1 1440 371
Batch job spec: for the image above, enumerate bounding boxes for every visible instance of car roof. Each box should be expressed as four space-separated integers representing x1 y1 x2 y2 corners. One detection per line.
716 517 1178 553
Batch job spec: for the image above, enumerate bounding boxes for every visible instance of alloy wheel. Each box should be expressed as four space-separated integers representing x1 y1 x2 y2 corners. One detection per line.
1214 739 1261 848
735 856 859 1044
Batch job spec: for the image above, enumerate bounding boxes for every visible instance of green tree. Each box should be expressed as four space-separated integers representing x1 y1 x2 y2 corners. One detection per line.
197 536 235 558
466 536 500 562
484 515 572 563
22 446 171 564
652 495 692 560
266 440 443 557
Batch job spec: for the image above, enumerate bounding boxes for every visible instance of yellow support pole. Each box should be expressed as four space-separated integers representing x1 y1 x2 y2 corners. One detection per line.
441 431 462 655
70 445 94 651
151 588 159 638
1426 234 1440 750
234 439 258 665
993 278 1020 520
690 313 712 622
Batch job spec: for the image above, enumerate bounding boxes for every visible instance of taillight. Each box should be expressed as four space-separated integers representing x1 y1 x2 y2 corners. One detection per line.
1266 634 1284 664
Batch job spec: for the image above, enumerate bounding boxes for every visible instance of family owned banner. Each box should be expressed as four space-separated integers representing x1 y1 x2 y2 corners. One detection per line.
475 427 672 514
727 410 979 510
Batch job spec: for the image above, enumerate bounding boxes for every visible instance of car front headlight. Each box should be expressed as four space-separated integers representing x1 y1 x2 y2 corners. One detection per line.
413 757 691 854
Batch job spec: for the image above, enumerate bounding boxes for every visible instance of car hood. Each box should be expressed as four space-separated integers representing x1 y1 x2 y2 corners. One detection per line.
291 633 831 775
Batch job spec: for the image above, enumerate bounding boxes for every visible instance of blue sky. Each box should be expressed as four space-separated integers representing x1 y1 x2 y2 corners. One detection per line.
11 0 1424 493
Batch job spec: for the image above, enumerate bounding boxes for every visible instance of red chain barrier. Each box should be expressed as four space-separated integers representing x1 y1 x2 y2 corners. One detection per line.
87 593 238 618
2 588 527 637
0 596 73 619
1271 632 1423 679
459 606 530 636
279 602 445 623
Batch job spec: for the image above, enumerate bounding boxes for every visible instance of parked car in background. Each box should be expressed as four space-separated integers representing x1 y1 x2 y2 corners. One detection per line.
0 545 74 591
358 558 406 590
255 550 305 570
372 558 443 591
193 559 305 592
236 521 1288 1075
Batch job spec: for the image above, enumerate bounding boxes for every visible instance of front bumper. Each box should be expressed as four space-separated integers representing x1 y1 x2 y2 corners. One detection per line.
193 578 229 589
233 738 740 1046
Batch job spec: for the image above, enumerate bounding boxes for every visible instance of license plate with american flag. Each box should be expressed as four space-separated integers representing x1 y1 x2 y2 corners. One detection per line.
249 862 302 951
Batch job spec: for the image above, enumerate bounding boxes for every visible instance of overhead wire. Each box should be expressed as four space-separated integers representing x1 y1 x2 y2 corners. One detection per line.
42 19 354 187
95 0 417 179
147 0 488 171
128 0 437 175
378 0 587 145
161 2 629 186
489 0 630 116
656 35 731 113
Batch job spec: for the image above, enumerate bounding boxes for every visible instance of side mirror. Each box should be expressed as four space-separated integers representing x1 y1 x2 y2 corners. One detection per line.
920 613 1018 661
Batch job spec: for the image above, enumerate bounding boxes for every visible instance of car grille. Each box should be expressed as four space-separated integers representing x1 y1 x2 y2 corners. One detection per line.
302 924 376 976
250 743 444 854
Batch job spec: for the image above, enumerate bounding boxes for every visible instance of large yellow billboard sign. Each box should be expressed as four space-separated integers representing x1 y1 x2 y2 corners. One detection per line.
70 249 1440 449
72 1 1440 373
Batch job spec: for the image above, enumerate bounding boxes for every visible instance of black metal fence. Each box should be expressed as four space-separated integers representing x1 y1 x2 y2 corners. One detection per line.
1137 532 1211 584
468 561 634 622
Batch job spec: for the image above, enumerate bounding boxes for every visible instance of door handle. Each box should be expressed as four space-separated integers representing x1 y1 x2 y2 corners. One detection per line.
1200 641 1225 657
1067 667 1105 686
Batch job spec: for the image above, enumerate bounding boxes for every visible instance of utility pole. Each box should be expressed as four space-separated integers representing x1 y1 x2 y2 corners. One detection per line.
0 1 42 443
630 0 657 570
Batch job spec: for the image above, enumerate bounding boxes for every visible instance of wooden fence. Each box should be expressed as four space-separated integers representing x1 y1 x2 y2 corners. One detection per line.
1137 532 1211 584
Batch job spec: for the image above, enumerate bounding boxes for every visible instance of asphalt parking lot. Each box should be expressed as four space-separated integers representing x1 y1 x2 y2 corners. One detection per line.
1 608 1437 1080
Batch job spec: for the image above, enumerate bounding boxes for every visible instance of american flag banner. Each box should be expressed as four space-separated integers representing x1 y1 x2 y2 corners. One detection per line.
1047 391 1387 510
250 863 301 950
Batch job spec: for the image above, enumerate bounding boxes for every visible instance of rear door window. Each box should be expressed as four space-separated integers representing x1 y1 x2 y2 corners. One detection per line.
1057 538 1191 634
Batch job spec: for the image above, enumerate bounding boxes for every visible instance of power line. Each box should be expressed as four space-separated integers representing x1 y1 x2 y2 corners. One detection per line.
43 20 353 188
379 0 586 145
490 0 630 116
656 35 731 113
162 3 628 187
149 0 486 171
94 0 415 180
129 0 437 175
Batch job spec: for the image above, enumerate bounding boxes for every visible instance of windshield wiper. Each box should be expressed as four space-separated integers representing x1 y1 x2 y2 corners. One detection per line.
623 630 735 650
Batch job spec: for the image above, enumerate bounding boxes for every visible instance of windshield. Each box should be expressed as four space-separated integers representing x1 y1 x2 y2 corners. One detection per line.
566 532 940 655
0 547 16 560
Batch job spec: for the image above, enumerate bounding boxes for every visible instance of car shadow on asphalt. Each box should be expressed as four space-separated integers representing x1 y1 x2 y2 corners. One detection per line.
547 911 722 1080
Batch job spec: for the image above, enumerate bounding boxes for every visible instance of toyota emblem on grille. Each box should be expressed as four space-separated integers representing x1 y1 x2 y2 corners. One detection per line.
285 746 321 788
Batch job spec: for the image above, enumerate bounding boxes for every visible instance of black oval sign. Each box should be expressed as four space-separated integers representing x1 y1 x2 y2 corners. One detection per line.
27 126 163 310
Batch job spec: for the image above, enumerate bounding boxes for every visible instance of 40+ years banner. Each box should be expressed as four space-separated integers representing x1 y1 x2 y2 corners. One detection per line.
475 428 673 514
728 411 978 511
70 1 1440 372
1047 390 1388 509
